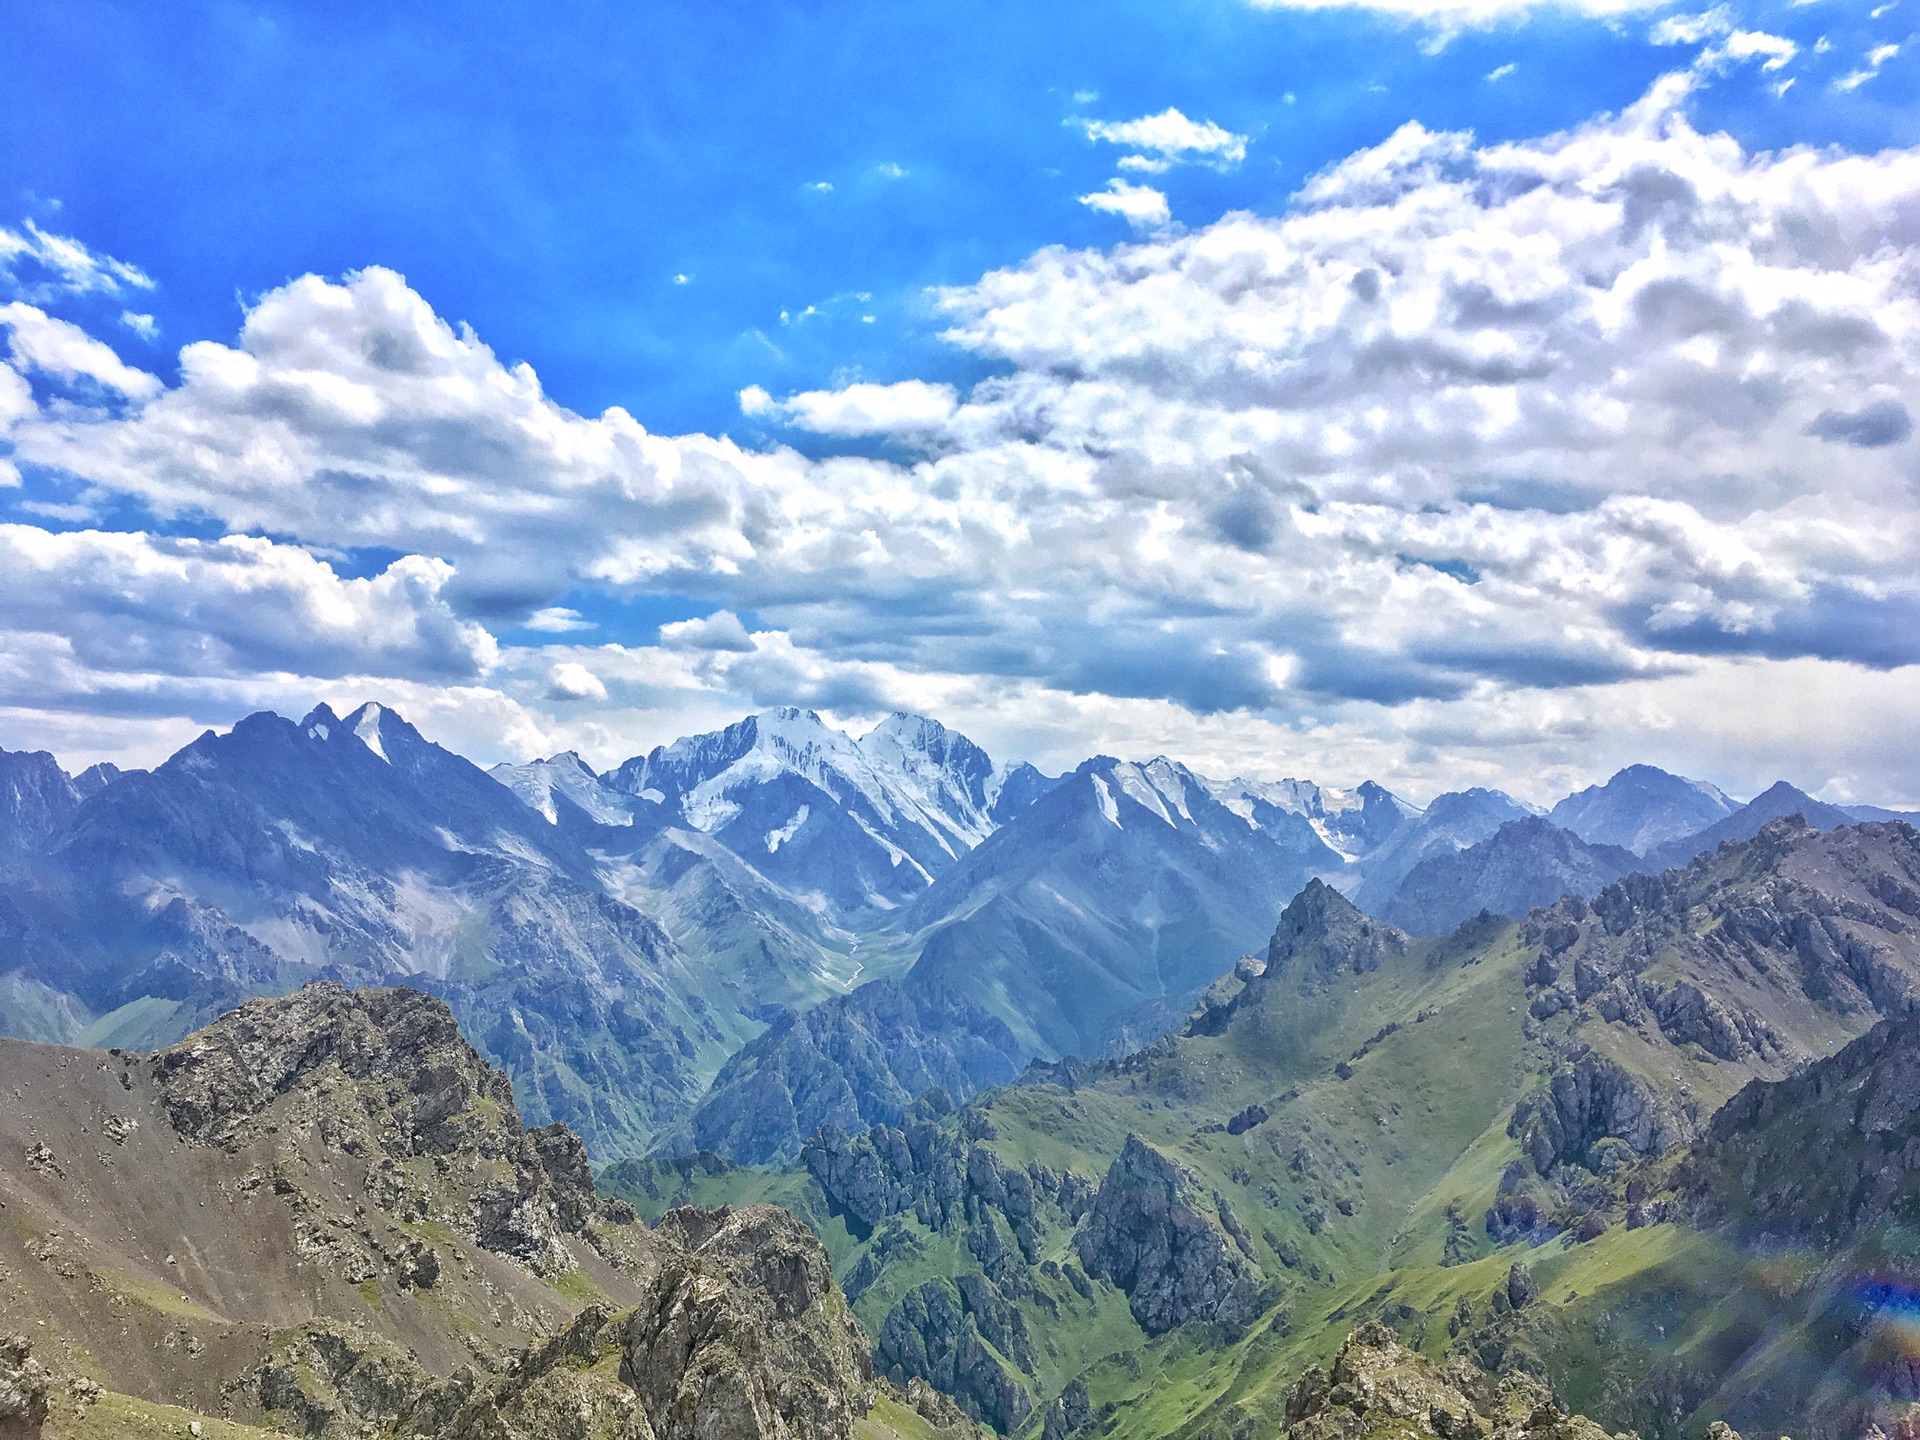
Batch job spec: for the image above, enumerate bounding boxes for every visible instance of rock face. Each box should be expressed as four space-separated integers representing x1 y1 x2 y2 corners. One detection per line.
151 980 607 1275
875 1278 1034 1433
663 980 1028 1165
1511 819 1920 1174
1074 1135 1262 1336
1379 819 1639 938
0 1336 48 1440
1686 1011 1920 1241
1285 1323 1634 1440
402 1205 874 1440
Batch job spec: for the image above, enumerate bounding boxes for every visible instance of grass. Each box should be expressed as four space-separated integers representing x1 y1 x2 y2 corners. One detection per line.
48 1390 278 1439
94 1269 228 1324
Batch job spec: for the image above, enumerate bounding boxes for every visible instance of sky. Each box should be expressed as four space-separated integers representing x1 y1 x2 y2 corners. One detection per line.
0 0 1917 807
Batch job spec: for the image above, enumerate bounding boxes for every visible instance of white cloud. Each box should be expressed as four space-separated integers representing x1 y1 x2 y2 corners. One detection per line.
658 610 756 652
544 661 607 701
743 379 959 436
0 221 153 301
1835 42 1900 90
1709 29 1798 71
524 606 593 632
13 76 1920 801
0 303 161 399
0 527 496 698
1079 178 1172 229
1487 62 1518 81
1243 0 1662 26
1651 7 1731 44
875 162 910 180
120 312 159 341
1080 109 1249 173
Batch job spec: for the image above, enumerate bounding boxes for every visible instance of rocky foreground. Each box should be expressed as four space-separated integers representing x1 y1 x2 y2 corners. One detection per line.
0 983 879 1439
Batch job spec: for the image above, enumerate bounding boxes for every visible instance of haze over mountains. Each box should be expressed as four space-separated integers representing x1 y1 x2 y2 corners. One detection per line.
0 702 1901 1163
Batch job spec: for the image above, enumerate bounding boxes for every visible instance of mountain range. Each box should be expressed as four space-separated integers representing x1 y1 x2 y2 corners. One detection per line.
0 701 1902 1162
617 814 1920 1440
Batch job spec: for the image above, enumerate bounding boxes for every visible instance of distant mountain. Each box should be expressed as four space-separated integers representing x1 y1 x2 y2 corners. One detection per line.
602 708 1052 917
1643 779 1859 871
0 703 733 1155
900 755 1346 1059
1209 776 1418 861
1378 816 1639 935
1348 786 1538 913
1548 764 1737 855
0 746 83 855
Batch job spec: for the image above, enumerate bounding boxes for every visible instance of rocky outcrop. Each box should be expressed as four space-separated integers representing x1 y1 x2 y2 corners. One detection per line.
151 981 610 1274
801 1112 1092 1248
1041 1378 1091 1440
1508 1050 1698 1176
0 1336 48 1440
1 989 881 1440
1268 881 1409 989
1684 1012 1920 1241
875 1279 1033 1433
397 1204 873 1440
1074 1135 1263 1335
1285 1323 1635 1440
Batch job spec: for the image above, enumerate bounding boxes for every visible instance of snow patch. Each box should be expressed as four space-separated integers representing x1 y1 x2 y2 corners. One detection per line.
767 806 810 853
353 704 389 763
1090 773 1121 828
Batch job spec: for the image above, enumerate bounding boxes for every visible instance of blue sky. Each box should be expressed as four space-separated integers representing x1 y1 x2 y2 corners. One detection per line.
6 0 1909 434
1 0 1919 804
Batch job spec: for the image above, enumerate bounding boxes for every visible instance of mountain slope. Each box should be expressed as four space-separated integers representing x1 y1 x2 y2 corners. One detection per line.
635 819 1920 1440
603 708 1052 918
896 755 1346 1058
1378 817 1639 936
0 983 879 1440
0 703 735 1155
1547 765 1737 855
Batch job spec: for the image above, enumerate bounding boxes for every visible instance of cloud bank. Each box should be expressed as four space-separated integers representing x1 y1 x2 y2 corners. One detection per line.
5 71 1920 805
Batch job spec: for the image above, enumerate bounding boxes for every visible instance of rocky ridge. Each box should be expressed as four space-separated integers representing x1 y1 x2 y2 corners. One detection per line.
0 984 879 1440
1284 1324 1634 1440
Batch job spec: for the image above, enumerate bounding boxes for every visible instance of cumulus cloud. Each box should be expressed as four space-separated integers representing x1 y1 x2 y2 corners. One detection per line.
1080 109 1249 173
658 610 756 652
544 661 608 701
524 606 593 632
1079 178 1172 229
1 303 161 399
0 527 496 724
11 73 1920 801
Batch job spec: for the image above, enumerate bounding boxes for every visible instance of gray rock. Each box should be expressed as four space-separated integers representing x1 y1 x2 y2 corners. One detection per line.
0 1334 49 1439
876 1279 1033 1433
1074 1135 1263 1335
